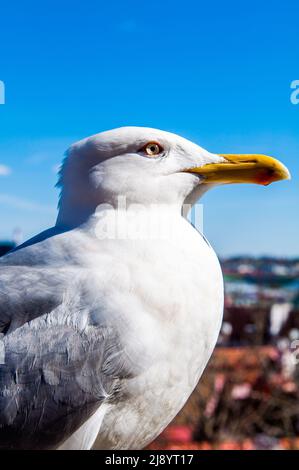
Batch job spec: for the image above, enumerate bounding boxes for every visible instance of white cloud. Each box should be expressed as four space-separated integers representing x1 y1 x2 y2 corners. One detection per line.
0 164 11 176
0 194 56 214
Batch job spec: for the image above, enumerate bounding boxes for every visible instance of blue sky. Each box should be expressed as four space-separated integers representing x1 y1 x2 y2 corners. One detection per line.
0 0 298 256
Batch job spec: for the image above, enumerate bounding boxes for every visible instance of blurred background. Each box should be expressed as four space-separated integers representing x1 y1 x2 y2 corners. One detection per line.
0 0 298 450
148 258 299 450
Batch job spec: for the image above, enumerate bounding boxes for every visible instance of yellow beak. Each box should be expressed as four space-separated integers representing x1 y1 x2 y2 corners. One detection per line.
184 154 290 186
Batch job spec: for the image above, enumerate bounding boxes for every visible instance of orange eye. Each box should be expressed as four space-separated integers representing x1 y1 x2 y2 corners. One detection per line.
142 142 164 157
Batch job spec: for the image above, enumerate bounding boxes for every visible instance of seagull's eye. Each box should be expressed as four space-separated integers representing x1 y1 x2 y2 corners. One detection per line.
141 142 164 157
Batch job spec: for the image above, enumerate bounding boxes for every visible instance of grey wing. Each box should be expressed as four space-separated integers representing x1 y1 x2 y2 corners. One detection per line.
0 315 131 449
0 265 65 333
0 267 138 450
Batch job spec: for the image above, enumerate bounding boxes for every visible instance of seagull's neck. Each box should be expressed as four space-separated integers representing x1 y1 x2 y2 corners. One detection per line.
56 195 185 231
84 204 187 242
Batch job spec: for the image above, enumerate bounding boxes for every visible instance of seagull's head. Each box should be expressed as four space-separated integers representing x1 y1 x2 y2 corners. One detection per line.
57 126 290 226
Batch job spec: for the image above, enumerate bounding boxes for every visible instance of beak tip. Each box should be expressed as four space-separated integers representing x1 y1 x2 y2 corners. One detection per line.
277 164 291 183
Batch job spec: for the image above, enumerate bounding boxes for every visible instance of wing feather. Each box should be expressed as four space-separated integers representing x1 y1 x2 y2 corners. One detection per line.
0 254 138 449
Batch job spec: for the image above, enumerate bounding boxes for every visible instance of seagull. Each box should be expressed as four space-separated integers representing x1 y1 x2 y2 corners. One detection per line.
0 127 289 450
